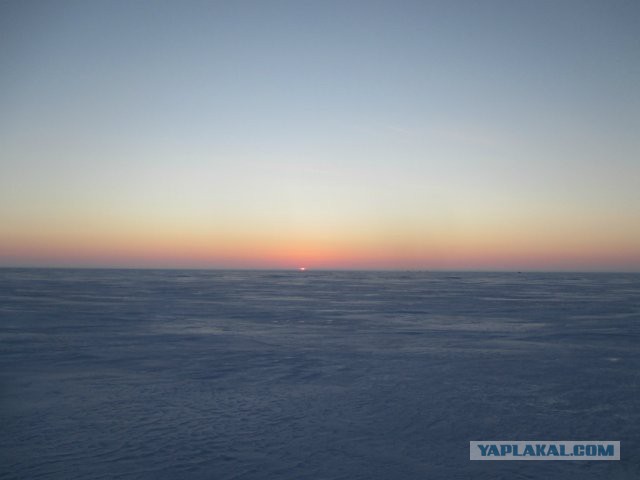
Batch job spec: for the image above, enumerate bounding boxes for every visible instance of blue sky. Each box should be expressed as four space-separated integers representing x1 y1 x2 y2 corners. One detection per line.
1 0 639 269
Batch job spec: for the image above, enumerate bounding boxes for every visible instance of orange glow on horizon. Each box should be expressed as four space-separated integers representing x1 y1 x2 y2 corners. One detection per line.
1 226 639 271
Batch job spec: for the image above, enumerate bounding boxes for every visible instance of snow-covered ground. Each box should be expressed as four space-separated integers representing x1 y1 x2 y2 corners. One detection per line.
1 269 639 479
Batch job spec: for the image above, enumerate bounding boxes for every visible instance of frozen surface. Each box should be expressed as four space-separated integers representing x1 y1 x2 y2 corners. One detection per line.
1 269 639 479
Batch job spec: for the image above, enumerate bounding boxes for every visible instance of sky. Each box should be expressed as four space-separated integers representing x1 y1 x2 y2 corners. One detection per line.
1 0 639 271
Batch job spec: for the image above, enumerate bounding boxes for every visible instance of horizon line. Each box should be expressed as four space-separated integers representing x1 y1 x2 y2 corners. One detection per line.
1 265 638 274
